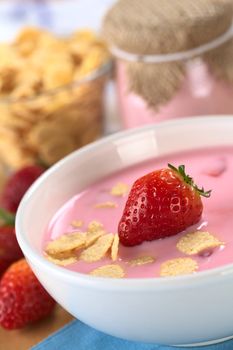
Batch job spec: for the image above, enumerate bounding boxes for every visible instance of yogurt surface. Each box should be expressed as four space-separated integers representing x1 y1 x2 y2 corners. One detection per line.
43 146 233 278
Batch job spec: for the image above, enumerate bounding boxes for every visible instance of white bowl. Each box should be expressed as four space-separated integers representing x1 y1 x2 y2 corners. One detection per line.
16 116 233 347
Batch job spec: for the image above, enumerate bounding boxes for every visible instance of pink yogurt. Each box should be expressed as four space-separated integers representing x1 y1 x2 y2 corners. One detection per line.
117 60 233 129
43 146 233 278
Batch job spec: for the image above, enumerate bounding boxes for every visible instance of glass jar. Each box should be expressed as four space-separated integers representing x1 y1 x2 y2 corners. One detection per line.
0 62 111 169
116 55 233 129
0 27 111 169
103 0 233 129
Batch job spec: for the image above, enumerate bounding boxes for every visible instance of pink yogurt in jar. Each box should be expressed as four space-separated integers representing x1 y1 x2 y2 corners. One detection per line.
43 146 233 278
117 60 233 129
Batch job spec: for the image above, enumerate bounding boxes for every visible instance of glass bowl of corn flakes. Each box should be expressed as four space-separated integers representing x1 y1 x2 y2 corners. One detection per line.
0 27 111 169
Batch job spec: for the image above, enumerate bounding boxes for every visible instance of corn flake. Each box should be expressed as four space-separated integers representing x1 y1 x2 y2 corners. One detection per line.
45 232 86 257
88 221 104 232
46 254 77 266
94 201 117 209
85 220 105 247
85 221 106 248
71 220 83 228
176 231 223 255
79 234 114 262
111 234 119 261
160 258 198 277
86 230 105 248
110 182 129 197
89 264 125 278
0 27 110 169
129 256 155 267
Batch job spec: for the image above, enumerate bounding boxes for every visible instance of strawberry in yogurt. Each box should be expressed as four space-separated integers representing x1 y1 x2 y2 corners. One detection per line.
43 146 232 278
118 163 210 246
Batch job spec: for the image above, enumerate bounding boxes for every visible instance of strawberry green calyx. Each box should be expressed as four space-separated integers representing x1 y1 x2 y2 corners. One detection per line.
168 163 212 198
0 208 15 226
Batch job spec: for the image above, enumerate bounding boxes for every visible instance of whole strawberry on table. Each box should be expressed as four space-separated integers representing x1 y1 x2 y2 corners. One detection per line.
0 259 55 330
1 165 45 214
0 165 56 330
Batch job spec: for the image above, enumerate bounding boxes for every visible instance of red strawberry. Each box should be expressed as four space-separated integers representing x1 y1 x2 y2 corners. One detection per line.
118 164 211 246
0 226 23 275
0 209 23 275
0 259 55 329
1 165 45 213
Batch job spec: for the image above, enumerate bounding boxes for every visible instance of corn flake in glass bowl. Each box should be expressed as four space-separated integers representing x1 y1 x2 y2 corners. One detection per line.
0 27 111 169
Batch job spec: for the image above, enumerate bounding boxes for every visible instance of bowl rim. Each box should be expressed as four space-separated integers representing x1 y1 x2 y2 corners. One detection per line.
16 115 233 291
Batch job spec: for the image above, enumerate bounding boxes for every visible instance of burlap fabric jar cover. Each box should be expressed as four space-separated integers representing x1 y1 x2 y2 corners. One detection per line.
103 0 233 128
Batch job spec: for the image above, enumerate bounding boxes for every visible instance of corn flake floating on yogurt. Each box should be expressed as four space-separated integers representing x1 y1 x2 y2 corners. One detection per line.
94 201 118 209
89 264 125 278
85 230 105 248
46 255 78 267
45 220 121 267
111 234 120 261
79 234 114 262
45 232 86 258
87 221 104 232
85 221 106 247
71 220 83 228
176 231 223 255
160 258 198 277
110 182 129 197
129 256 155 267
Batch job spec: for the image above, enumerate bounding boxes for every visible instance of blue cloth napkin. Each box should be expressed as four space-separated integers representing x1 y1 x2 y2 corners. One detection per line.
31 319 233 350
